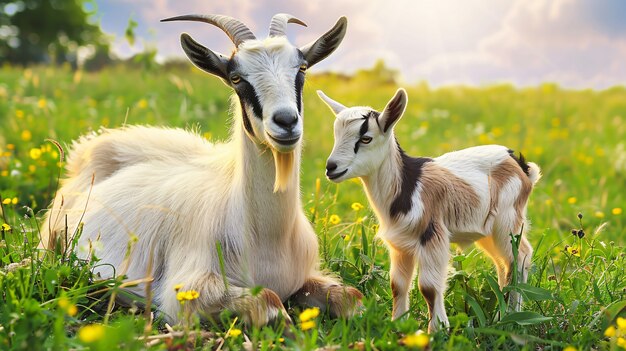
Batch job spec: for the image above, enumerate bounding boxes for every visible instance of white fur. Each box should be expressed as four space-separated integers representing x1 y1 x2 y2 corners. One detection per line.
320 88 541 332
40 30 361 326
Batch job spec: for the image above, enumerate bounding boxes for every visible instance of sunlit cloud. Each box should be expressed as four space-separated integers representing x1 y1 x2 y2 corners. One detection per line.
95 0 626 89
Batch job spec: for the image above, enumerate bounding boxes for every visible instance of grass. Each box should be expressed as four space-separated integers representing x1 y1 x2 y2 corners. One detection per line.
1 63 625 350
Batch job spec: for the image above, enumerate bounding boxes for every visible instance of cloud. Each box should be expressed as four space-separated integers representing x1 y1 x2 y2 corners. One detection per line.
97 0 626 88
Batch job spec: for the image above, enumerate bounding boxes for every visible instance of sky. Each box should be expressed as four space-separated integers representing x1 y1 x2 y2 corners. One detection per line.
92 0 626 89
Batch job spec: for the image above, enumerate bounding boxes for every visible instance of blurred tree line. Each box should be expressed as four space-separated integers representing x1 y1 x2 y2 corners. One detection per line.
0 0 112 68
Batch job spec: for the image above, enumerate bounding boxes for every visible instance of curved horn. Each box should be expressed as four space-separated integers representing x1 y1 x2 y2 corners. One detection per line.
269 13 307 37
161 14 256 47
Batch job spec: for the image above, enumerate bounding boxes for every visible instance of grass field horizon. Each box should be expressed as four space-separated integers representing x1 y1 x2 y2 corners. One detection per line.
1 64 625 350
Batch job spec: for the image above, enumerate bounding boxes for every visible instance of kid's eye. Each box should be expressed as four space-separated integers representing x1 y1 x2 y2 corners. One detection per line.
359 136 372 144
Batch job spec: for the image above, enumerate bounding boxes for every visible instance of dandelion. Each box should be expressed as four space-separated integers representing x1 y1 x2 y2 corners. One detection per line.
37 98 47 109
402 332 429 348
20 130 32 142
300 320 315 331
227 328 242 337
618 338 626 349
613 208 623 215
58 297 78 316
565 245 581 257
329 214 341 225
545 199 553 206
15 110 24 118
78 324 105 343
138 99 148 109
1 223 10 231
567 197 577 205
562 346 576 351
351 202 364 211
299 307 320 322
617 317 626 330
344 235 351 241
605 325 616 337
176 289 200 302
30 148 42 160
594 211 605 219
2 197 17 205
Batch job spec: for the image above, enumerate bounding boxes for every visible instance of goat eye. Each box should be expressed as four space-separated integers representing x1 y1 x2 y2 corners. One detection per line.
359 136 372 144
230 75 241 84
299 64 307 73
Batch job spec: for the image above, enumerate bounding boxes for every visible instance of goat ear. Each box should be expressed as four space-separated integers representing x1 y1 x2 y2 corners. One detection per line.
180 33 229 82
317 90 346 115
379 88 408 133
300 17 347 68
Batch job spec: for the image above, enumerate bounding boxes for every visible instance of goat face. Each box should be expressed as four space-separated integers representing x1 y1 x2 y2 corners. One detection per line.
319 89 408 182
163 14 347 154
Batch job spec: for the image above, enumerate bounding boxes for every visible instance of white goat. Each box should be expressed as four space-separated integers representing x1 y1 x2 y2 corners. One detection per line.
40 14 362 326
318 88 540 332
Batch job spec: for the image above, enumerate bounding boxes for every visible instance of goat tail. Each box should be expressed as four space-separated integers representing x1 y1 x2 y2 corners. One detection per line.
526 162 542 185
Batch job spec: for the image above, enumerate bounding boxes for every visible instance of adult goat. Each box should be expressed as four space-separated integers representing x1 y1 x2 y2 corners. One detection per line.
41 13 362 326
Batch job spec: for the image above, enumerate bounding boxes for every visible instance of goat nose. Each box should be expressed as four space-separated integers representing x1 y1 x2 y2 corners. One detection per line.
326 161 337 172
272 110 298 130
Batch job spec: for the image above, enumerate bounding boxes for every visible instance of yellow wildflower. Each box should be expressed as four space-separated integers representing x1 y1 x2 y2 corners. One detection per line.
278 337 284 342
30 148 42 160
20 130 31 142
37 98 47 109
176 291 186 301
78 324 105 343
227 328 242 337
566 246 581 257
344 235 351 242
618 337 626 349
300 320 315 331
605 325 616 338
299 307 320 322
2 198 10 205
203 132 212 140
1 223 10 231
12 197 17 205
174 283 184 291
617 317 626 330
1 171 7 177
371 224 379 232
403 332 429 348
28 165 36 173
15 110 24 118
176 289 200 301
567 197 577 205
351 202 364 211
594 211 605 219
67 305 78 316
137 99 148 109
3 197 17 205
562 346 576 351
7 144 14 150
613 208 623 216
329 214 341 225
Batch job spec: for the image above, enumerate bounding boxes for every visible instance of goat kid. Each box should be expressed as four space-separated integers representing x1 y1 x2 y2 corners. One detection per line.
41 14 362 327
319 88 540 332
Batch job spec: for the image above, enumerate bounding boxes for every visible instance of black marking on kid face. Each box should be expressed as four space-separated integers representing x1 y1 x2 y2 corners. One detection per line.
353 111 380 153
354 117 369 153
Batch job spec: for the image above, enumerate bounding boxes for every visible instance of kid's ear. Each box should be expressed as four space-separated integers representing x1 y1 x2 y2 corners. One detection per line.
379 88 407 133
317 90 347 115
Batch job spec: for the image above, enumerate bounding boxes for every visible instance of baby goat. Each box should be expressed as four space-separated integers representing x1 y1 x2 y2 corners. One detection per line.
41 14 362 327
318 88 540 332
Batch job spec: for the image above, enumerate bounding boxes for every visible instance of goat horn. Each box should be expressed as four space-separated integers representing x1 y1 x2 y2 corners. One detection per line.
161 14 256 47
269 13 307 37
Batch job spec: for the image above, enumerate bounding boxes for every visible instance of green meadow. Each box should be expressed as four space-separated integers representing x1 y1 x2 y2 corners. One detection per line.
1 64 625 350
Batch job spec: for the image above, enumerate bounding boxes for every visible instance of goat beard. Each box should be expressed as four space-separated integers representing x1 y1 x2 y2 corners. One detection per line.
272 150 294 193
